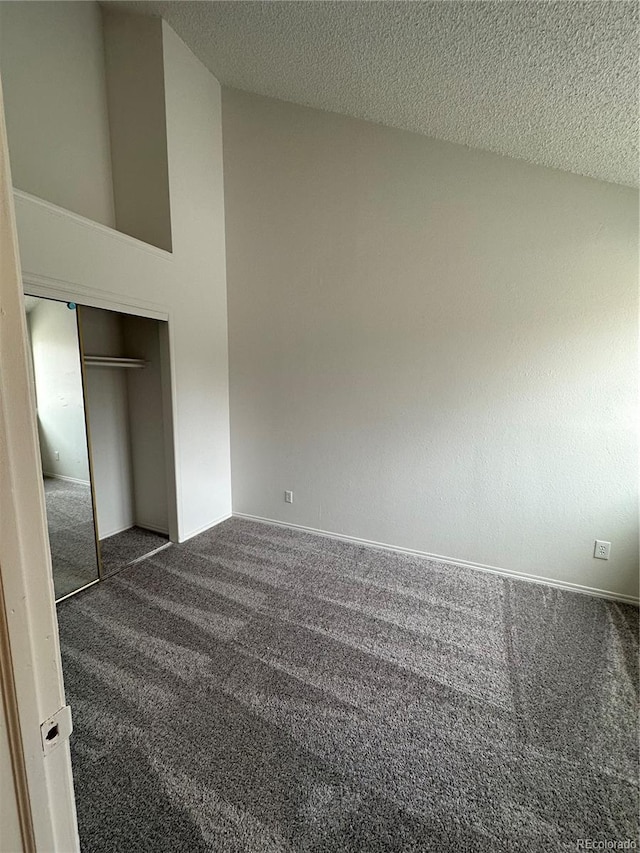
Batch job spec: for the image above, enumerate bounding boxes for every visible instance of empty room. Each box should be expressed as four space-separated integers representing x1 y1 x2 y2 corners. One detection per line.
0 1 637 852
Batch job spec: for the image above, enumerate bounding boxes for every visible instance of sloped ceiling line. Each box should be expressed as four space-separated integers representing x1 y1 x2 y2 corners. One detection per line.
111 0 639 187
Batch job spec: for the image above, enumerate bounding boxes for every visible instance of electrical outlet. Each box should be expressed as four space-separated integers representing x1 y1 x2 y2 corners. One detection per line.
284 490 293 504
55 451 60 461
594 540 611 560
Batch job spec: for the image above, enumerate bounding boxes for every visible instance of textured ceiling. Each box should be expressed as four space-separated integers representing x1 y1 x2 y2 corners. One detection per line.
110 1 639 187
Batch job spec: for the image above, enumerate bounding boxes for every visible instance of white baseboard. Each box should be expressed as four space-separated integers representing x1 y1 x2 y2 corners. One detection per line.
135 521 169 536
99 522 134 540
178 512 232 544
43 472 90 486
233 513 640 607
100 522 173 541
100 522 170 540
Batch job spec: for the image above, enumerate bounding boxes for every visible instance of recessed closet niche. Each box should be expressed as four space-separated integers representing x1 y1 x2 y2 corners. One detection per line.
79 305 171 576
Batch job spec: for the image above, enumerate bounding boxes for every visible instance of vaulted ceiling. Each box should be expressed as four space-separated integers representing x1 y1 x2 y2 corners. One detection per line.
112 1 639 187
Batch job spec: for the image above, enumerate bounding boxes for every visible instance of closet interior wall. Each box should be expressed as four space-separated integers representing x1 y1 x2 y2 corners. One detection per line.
80 306 169 542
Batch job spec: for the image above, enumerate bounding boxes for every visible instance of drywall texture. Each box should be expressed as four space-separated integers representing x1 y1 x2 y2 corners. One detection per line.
73 307 169 540
118 0 638 186
102 8 172 251
80 307 134 539
223 90 639 600
122 314 169 534
0 1 114 226
27 299 90 484
12 15 231 541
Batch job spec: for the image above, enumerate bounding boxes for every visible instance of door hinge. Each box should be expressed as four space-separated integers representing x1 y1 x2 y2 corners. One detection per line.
40 705 73 756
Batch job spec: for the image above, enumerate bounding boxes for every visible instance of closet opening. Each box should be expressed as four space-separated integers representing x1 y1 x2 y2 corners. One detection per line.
24 293 177 600
79 304 175 579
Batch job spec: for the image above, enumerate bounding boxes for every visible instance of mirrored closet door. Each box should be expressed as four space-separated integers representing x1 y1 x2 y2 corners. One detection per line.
24 294 173 602
24 295 101 600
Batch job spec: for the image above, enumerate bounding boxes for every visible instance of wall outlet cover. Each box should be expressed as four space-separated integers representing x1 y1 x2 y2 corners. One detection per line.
594 540 611 560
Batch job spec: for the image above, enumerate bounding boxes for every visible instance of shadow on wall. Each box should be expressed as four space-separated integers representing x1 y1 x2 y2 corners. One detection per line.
223 90 639 597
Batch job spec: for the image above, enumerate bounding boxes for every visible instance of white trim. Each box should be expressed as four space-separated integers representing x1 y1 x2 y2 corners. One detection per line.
14 189 173 261
42 472 90 487
178 512 232 544
163 317 183 541
234 514 640 606
21 278 181 552
100 523 170 541
99 522 135 540
22 272 170 322
0 83 80 850
135 522 170 536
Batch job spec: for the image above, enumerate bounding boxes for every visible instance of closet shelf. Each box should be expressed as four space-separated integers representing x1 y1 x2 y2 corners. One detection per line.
84 355 147 369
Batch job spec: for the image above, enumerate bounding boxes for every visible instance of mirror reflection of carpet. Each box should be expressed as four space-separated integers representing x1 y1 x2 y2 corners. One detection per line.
43 477 98 599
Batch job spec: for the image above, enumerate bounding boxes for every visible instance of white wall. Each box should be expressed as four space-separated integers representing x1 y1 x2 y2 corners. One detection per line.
156 22 232 539
102 8 172 251
79 308 170 539
12 14 231 542
223 90 639 601
27 299 90 483
123 315 169 534
0 1 114 227
80 307 134 539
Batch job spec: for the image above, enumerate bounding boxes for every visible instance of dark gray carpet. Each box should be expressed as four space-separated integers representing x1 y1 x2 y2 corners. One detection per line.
99 526 170 577
57 518 639 853
43 477 100 599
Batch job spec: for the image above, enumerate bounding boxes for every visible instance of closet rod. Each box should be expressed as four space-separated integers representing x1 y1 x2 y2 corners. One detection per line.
84 355 147 369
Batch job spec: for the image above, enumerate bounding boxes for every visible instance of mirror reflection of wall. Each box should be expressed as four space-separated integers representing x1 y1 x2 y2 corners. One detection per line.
24 295 101 599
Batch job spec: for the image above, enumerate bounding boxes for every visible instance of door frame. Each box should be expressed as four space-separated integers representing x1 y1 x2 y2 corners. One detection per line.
0 76 80 851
